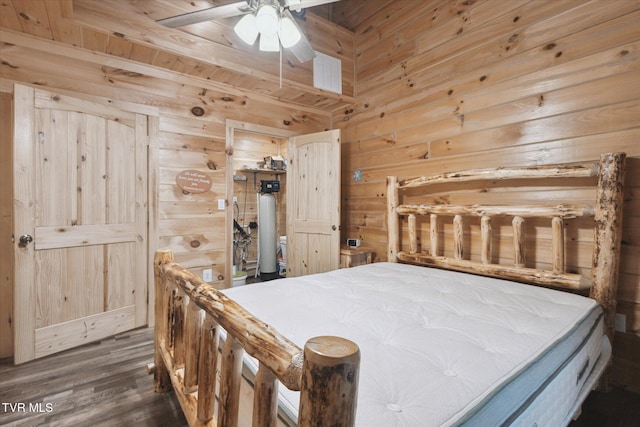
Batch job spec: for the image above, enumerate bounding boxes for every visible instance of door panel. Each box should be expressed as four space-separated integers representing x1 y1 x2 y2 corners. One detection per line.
35 246 104 328
286 129 340 277
13 85 148 363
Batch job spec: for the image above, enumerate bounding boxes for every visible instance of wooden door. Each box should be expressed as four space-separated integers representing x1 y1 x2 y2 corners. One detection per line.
286 130 341 277
13 85 148 364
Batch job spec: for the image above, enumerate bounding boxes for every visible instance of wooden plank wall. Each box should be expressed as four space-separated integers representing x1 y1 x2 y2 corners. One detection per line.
334 0 640 392
0 16 330 357
157 119 227 286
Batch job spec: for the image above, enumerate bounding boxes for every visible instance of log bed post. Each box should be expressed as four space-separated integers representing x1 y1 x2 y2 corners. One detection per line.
387 176 400 262
153 250 173 393
253 363 279 426
512 216 526 268
219 336 244 426
184 298 203 394
408 214 418 254
172 290 186 370
552 217 565 273
481 216 491 265
298 336 360 427
197 316 218 423
430 214 438 257
590 152 626 343
453 215 464 260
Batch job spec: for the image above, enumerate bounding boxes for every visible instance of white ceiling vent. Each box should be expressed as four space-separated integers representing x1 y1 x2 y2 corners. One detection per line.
313 51 342 94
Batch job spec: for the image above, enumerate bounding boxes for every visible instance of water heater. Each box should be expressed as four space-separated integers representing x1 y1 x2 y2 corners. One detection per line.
258 192 278 280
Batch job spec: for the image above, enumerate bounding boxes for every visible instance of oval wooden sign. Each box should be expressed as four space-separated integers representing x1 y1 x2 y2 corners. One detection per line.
176 170 212 194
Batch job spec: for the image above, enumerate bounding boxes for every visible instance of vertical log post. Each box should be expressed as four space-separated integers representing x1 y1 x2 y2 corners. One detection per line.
408 214 418 254
453 215 463 260
253 363 279 427
183 298 203 394
590 152 626 343
173 291 186 369
481 216 491 265
219 336 244 427
430 214 438 256
298 336 360 427
512 216 525 268
197 315 219 423
153 250 174 393
164 270 176 353
387 176 399 262
552 217 565 273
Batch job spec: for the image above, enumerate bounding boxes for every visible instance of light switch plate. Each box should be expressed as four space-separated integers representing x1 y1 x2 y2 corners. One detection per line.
615 313 626 332
217 199 225 210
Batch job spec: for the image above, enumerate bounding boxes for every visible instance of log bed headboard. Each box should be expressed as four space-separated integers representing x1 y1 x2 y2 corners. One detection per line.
387 152 626 342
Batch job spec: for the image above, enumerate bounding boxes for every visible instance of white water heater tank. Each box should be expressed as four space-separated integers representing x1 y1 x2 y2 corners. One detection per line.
258 193 277 280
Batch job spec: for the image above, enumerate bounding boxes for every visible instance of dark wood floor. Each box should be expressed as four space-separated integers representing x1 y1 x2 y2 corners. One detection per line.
568 384 640 427
1 327 639 426
0 327 188 427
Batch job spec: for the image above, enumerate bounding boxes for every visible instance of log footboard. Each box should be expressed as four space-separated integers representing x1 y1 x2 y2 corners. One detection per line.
151 250 360 427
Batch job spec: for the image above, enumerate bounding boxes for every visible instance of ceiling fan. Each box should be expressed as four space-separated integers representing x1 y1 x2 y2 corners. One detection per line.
156 0 340 63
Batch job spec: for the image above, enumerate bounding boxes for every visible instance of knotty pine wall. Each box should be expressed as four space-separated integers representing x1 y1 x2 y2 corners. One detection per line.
0 34 329 358
335 0 640 391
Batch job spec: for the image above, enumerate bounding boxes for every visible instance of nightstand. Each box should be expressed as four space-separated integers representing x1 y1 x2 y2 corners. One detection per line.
340 246 373 268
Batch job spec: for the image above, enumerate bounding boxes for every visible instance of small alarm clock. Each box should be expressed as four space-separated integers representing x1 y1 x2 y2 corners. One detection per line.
346 238 361 248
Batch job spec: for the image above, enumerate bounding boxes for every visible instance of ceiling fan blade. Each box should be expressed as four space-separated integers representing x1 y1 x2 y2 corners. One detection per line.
285 0 341 11
289 36 316 63
156 1 253 28
282 9 316 63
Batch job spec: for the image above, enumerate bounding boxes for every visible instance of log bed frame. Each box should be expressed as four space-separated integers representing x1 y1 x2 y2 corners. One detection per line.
387 152 626 344
152 152 625 427
152 250 360 427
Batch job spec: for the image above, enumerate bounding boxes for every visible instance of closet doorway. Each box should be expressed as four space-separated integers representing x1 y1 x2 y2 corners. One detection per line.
225 121 341 285
225 121 296 286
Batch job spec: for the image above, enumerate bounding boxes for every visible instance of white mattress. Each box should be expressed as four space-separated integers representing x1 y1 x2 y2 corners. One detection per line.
222 262 610 426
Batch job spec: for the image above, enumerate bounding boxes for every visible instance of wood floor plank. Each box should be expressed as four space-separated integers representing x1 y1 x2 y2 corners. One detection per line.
0 327 187 427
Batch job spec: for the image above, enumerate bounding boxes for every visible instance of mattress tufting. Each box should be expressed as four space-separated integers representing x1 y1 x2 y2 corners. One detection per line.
223 262 609 426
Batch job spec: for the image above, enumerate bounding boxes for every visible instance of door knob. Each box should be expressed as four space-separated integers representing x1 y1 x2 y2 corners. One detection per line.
19 234 33 248
331 225 337 231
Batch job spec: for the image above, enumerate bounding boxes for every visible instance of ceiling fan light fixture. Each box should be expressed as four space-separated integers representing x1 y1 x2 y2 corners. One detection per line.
256 4 279 36
259 32 280 52
279 15 301 48
234 13 258 45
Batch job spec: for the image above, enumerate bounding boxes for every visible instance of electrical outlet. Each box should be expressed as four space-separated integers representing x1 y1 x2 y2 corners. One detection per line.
217 199 225 210
615 313 626 332
233 196 238 204
203 269 213 282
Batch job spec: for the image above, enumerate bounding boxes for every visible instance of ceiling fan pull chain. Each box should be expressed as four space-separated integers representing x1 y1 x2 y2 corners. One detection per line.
280 43 283 88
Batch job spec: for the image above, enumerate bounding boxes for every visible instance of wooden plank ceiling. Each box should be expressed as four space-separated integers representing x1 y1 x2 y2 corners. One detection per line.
0 0 367 112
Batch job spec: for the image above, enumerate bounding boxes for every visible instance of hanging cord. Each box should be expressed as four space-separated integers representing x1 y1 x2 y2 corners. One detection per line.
279 41 283 88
